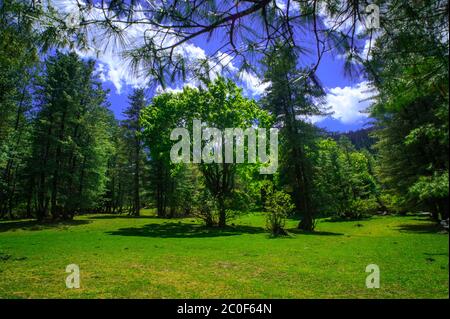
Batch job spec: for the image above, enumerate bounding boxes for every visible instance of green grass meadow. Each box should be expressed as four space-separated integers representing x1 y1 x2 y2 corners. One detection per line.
0 212 448 298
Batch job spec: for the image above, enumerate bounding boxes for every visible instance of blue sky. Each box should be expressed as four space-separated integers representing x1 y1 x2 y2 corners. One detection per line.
53 0 375 132
101 48 374 132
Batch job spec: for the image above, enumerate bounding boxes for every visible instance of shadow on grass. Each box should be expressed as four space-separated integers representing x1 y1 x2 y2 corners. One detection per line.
88 214 161 220
106 222 265 238
0 219 91 233
287 228 344 236
409 217 437 222
396 222 442 234
424 252 449 257
325 216 373 223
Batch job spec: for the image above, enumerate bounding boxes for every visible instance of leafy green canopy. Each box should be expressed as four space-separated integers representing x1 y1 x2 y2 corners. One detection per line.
28 52 114 220
365 0 449 219
141 77 272 225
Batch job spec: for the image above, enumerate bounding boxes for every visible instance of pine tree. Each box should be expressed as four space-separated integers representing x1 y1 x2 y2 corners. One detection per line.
122 88 147 216
261 44 327 231
366 1 449 220
0 0 38 218
28 52 113 220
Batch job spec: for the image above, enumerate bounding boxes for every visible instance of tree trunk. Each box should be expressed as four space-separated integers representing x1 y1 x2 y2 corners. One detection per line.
218 195 226 227
281 80 316 231
51 106 68 220
132 135 140 216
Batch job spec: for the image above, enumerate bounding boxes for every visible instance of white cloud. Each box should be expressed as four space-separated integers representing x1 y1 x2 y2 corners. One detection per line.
96 63 106 82
239 71 270 97
273 0 300 13
316 81 374 124
48 0 211 93
275 0 286 11
155 85 183 94
319 2 366 33
362 31 381 60
306 114 326 124
48 1 272 98
319 2 379 63
216 51 238 73
182 43 207 61
155 82 198 94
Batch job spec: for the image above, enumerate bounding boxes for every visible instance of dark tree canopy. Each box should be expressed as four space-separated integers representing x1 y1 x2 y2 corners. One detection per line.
26 0 397 86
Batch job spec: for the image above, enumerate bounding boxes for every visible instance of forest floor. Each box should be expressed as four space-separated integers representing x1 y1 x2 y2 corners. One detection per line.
0 211 448 298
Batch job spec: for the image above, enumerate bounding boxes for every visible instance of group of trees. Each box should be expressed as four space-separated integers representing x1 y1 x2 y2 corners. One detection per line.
29 52 112 220
140 77 271 226
0 43 149 220
260 44 328 230
364 0 449 221
138 55 382 230
0 1 448 233
313 137 381 219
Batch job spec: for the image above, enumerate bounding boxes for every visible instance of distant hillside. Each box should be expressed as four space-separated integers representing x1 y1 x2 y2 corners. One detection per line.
328 127 376 151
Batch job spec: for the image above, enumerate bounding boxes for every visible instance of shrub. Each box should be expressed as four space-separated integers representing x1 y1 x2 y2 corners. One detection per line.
339 198 378 219
265 190 295 236
380 193 406 214
192 189 219 227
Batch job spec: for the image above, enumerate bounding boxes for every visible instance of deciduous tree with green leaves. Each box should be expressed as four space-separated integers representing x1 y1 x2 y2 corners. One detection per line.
141 77 272 226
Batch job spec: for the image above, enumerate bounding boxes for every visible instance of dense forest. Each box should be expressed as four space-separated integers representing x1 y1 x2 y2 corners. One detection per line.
0 0 448 234
328 128 376 151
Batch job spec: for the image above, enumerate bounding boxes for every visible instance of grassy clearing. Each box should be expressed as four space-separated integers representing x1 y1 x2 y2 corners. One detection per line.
0 211 448 298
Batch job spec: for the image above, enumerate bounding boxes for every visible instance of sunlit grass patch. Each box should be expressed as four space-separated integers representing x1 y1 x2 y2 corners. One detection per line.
0 213 447 298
